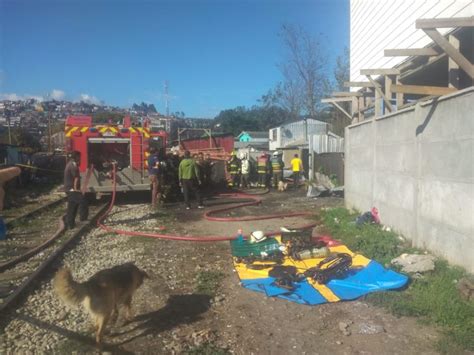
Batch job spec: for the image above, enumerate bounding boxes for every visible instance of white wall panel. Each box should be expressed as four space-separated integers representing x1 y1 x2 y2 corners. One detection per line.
350 0 473 88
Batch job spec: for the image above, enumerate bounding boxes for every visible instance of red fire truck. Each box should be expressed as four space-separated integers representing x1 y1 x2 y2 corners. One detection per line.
65 115 167 193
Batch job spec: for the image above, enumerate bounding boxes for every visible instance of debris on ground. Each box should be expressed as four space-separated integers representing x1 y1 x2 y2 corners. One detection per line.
355 207 380 226
456 276 474 301
338 320 352 336
307 173 344 198
358 323 385 335
391 253 435 273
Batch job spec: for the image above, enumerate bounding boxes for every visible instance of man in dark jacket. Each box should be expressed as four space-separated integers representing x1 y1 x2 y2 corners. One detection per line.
179 150 203 209
64 151 88 229
147 147 161 208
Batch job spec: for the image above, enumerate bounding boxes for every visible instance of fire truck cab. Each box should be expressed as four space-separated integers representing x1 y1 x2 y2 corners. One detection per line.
65 115 167 193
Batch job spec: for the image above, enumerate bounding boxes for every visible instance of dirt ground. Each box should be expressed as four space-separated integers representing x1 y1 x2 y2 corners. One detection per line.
1 188 443 354
111 189 440 354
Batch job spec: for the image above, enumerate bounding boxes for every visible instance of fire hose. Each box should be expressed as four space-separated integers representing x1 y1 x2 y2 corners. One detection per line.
96 164 317 242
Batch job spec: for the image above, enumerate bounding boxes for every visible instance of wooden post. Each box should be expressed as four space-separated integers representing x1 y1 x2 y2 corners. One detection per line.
358 96 365 122
449 34 460 89
385 75 392 113
375 89 381 117
396 76 403 109
351 96 357 118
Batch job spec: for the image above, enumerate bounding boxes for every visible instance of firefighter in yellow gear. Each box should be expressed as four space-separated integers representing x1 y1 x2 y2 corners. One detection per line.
271 151 284 188
257 153 271 188
227 151 241 187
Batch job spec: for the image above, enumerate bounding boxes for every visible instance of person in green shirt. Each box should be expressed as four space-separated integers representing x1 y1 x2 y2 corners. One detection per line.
179 150 203 209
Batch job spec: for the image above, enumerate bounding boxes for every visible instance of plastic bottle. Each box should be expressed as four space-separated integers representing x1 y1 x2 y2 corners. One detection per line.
236 229 244 243
296 246 330 260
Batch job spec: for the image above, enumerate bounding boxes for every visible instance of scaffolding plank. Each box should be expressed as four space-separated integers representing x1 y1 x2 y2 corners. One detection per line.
321 97 354 103
360 68 400 75
391 84 457 96
331 91 363 97
416 17 474 29
344 81 375 88
384 48 439 56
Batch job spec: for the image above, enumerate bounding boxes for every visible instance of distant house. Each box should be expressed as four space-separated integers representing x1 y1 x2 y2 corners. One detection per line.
269 118 328 150
237 131 269 143
235 131 269 152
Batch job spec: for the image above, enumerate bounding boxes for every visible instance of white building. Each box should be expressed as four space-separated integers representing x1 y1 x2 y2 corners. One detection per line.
269 118 329 151
350 0 472 86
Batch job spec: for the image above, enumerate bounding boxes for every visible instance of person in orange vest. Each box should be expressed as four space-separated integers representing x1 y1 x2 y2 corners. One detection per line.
257 153 271 188
290 153 304 188
270 151 284 188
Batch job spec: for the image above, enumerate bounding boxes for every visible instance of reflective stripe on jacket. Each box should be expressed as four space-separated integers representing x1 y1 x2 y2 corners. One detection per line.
228 158 240 175
257 157 268 174
271 157 284 173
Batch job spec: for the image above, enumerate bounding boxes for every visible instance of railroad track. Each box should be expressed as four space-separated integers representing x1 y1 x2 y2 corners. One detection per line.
0 202 108 314
4 196 67 229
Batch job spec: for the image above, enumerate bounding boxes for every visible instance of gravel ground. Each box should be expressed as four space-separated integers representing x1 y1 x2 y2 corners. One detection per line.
0 192 442 354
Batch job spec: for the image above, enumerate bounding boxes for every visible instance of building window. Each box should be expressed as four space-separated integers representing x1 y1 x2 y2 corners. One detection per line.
271 129 277 141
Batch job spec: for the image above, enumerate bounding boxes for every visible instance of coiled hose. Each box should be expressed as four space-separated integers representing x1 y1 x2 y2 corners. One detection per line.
97 164 317 242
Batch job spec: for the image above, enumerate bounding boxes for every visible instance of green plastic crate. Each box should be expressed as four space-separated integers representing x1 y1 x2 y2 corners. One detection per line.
230 237 280 257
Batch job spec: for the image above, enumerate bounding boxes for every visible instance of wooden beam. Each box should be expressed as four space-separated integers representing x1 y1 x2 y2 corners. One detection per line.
416 16 474 29
366 75 393 112
374 89 381 117
385 75 393 110
449 35 460 89
358 96 364 122
360 68 400 76
384 48 439 56
331 91 363 97
396 76 404 109
423 28 474 79
330 101 352 120
321 97 354 103
391 84 457 96
344 81 375 88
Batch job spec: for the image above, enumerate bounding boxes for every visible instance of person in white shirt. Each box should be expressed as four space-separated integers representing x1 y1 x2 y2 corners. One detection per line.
240 154 250 188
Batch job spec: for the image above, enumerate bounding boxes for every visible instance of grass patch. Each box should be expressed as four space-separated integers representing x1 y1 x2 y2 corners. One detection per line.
195 271 224 296
321 207 474 353
321 207 410 265
186 342 229 355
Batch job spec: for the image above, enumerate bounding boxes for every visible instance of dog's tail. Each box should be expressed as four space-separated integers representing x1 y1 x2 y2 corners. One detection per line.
53 268 87 307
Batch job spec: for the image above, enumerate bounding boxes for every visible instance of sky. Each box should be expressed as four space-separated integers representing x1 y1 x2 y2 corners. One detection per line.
0 0 349 118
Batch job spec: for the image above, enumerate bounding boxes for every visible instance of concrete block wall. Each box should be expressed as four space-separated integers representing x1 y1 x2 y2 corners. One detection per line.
345 87 474 272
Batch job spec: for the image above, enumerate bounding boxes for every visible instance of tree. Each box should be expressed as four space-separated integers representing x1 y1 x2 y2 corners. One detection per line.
334 47 350 91
260 80 303 120
277 24 331 118
214 105 288 136
11 128 42 153
328 47 351 136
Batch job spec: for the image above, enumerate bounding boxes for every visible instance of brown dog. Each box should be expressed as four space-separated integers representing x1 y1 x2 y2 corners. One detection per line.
54 262 148 344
